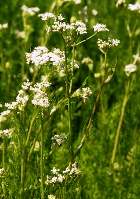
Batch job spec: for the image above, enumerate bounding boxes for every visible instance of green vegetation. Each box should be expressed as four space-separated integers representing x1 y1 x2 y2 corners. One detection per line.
0 0 140 198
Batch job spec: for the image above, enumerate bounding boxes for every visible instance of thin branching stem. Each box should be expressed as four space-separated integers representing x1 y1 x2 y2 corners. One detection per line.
74 82 105 158
111 79 131 165
73 33 97 47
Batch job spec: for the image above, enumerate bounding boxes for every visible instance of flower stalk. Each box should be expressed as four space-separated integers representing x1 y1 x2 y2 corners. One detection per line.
111 79 131 165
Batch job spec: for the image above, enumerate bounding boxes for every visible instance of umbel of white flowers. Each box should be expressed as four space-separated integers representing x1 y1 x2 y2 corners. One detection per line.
26 47 65 67
128 3 140 12
38 12 87 35
124 64 137 76
21 5 40 15
93 23 109 32
97 38 120 50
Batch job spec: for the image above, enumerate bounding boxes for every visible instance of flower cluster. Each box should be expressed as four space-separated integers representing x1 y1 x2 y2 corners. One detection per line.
45 162 80 185
38 12 55 21
0 168 5 177
128 3 140 13
124 64 137 77
92 9 98 16
0 23 8 31
15 30 26 39
0 78 51 123
45 168 64 185
28 79 50 108
21 79 32 90
21 5 40 16
73 0 81 4
93 23 109 33
63 162 80 175
52 18 87 34
32 92 49 108
116 0 126 7
51 134 66 146
74 21 87 34
0 128 13 138
72 87 92 103
5 90 29 111
97 38 120 51
39 12 87 35
0 89 29 122
26 47 65 67
48 195 56 199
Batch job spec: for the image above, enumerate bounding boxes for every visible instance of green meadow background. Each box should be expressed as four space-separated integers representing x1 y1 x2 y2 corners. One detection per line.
0 0 140 198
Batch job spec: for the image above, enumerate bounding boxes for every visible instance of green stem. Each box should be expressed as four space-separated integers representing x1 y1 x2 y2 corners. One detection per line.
2 139 6 197
25 110 38 146
73 33 97 47
62 35 73 162
20 150 25 199
111 79 130 165
2 140 5 169
74 82 105 158
40 112 44 199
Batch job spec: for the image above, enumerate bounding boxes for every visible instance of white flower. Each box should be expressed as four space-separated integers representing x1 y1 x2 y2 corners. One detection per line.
57 14 65 21
0 110 11 118
0 23 8 30
92 9 98 16
93 23 109 32
57 174 64 183
128 3 140 12
0 168 5 176
4 90 28 112
5 102 18 110
51 167 60 175
97 38 120 50
73 0 81 4
63 162 80 175
73 87 92 102
74 21 87 34
38 12 55 21
26 47 65 66
82 87 92 102
30 79 50 108
116 0 126 7
26 46 49 66
15 30 26 39
22 79 32 90
52 20 74 32
48 195 56 199
50 176 58 184
63 167 70 174
21 5 40 16
51 134 65 146
32 91 49 108
30 81 50 93
109 38 120 47
124 64 137 76
0 129 13 138
16 90 29 106
70 162 80 175
51 17 86 34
